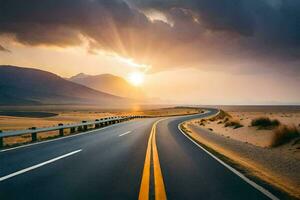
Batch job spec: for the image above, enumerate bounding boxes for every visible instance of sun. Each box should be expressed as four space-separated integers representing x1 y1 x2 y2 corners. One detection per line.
128 72 145 86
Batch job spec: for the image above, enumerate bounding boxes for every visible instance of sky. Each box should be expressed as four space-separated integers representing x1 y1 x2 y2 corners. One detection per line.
0 0 299 105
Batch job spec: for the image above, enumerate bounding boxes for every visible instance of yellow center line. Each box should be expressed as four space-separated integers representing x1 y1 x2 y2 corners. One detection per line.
138 119 167 200
138 127 153 200
152 123 167 200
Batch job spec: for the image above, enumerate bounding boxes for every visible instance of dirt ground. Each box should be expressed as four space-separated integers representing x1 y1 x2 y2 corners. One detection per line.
194 111 300 147
0 107 201 146
183 109 300 199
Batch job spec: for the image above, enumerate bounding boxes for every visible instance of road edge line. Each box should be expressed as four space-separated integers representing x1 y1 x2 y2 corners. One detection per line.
178 122 279 200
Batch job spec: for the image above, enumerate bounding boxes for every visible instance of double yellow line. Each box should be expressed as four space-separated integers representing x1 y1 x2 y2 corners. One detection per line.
138 119 167 200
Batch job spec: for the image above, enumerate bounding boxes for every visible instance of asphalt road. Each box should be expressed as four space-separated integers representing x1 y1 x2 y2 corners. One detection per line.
0 109 279 200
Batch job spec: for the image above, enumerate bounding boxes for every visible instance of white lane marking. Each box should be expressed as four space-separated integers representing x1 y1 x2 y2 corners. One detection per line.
178 124 279 200
0 149 82 182
0 121 130 152
118 131 132 137
0 112 209 153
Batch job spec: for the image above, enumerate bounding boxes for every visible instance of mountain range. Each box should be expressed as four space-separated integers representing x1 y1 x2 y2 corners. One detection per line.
69 73 145 99
0 65 130 106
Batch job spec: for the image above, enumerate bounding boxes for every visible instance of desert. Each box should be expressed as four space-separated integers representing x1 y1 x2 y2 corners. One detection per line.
182 106 300 199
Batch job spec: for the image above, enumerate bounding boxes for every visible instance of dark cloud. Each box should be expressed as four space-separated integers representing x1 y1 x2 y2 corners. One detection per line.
134 0 300 47
0 44 10 53
0 0 299 75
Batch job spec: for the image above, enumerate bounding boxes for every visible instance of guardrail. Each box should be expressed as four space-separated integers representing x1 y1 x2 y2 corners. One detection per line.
0 115 146 148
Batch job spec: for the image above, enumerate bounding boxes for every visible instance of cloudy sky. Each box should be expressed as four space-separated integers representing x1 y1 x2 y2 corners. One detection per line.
0 0 299 104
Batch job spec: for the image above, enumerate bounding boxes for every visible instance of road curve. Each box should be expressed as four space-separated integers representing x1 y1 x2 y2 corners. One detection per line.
0 109 280 199
155 109 279 200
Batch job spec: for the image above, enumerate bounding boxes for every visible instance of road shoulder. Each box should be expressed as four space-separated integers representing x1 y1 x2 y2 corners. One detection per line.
180 120 299 199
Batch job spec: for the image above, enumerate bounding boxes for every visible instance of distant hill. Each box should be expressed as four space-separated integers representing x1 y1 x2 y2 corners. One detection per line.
69 73 145 99
0 65 129 106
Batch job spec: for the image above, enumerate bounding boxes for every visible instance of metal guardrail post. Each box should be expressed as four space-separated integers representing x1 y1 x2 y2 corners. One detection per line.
30 127 37 142
0 130 3 148
95 119 100 128
70 127 76 133
82 121 88 131
58 123 64 137
0 116 138 148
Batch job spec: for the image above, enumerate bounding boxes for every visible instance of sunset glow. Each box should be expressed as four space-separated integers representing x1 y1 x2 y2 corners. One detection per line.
128 72 145 86
0 0 299 105
0 2 299 199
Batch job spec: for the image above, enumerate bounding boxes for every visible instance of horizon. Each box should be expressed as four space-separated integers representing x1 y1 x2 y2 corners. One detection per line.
1 1 300 199
0 0 299 105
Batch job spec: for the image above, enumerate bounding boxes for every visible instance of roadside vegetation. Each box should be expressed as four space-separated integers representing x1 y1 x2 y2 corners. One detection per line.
209 109 231 121
196 110 244 130
250 116 300 147
271 125 300 147
211 110 243 129
251 117 280 129
182 112 300 199
195 111 300 147
224 120 243 129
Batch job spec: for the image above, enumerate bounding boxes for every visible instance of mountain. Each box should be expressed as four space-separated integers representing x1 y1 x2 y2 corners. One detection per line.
69 73 145 99
0 65 129 106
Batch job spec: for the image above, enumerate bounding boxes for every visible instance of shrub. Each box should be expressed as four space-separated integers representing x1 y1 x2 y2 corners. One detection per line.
223 117 229 123
271 125 300 147
224 120 243 129
210 110 231 121
233 124 244 129
251 117 280 129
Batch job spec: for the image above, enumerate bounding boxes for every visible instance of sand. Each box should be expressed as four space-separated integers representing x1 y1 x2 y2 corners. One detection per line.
0 107 201 146
195 111 300 147
183 110 300 198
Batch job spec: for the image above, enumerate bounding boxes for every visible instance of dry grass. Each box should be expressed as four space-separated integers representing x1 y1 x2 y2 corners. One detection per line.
251 117 280 129
197 110 243 130
209 109 231 121
183 121 300 199
271 125 300 147
224 120 243 129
